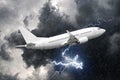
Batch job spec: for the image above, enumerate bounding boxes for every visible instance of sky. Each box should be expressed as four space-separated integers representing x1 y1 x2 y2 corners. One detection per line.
0 0 120 80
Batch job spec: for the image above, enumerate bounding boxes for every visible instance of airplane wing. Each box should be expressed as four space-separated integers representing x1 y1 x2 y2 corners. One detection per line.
62 30 79 46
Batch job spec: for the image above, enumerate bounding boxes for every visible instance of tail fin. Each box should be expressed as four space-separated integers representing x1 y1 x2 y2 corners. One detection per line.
19 27 44 44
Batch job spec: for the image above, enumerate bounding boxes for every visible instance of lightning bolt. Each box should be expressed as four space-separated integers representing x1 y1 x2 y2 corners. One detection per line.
52 47 83 69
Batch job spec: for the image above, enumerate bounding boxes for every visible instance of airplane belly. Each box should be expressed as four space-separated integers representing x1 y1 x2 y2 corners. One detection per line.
48 41 63 49
46 39 66 49
36 41 63 49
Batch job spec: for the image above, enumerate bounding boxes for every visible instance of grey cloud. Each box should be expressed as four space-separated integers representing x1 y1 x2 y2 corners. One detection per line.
108 33 120 54
0 73 18 80
33 2 76 37
0 7 17 24
4 28 53 68
0 0 120 80
75 0 120 27
23 16 29 27
50 0 79 24
0 2 76 79
0 43 11 60
0 0 47 35
5 31 25 45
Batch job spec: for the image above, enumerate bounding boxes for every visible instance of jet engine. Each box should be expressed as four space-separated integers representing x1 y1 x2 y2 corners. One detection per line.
78 37 88 44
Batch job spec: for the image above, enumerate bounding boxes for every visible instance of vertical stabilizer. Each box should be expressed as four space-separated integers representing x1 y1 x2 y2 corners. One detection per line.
19 27 39 44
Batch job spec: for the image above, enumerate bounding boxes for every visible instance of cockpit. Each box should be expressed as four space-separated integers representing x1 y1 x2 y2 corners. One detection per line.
94 27 106 35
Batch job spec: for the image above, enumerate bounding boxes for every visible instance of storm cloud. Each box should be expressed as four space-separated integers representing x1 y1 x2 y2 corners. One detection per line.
0 0 120 80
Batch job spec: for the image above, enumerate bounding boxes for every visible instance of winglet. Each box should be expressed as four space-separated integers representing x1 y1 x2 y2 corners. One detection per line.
66 30 72 36
66 30 70 34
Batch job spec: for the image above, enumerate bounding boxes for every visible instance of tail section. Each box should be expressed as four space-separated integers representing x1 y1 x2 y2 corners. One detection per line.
15 45 26 48
19 27 46 44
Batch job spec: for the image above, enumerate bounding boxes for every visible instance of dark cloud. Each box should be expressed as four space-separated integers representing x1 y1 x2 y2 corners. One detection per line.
4 30 54 68
5 31 25 45
0 73 18 80
75 0 119 27
73 0 120 79
116 1 120 16
0 2 77 80
108 33 120 54
23 16 29 27
22 49 55 68
0 0 120 80
0 43 11 60
0 7 17 28
0 7 15 21
22 2 76 68
32 2 76 37
110 0 120 17
49 71 74 80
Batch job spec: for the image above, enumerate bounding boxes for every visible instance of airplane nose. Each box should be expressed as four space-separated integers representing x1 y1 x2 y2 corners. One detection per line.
102 29 106 33
101 29 106 34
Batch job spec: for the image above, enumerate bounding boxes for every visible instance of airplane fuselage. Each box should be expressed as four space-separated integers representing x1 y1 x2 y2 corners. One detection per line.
29 27 105 49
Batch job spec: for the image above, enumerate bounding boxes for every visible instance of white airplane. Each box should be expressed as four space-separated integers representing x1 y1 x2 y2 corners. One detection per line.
16 27 106 50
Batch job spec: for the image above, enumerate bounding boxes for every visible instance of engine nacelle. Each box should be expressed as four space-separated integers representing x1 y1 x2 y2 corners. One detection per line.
78 37 88 44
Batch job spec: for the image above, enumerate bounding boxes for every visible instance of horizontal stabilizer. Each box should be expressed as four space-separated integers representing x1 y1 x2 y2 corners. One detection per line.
15 45 26 48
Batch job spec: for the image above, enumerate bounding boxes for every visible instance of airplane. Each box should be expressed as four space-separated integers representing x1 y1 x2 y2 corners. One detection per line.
16 27 106 50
